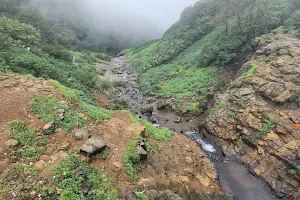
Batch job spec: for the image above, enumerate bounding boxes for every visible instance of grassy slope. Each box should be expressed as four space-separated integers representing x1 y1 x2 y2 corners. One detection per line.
123 0 299 114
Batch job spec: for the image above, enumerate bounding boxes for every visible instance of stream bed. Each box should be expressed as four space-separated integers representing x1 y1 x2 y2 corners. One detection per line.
98 56 279 200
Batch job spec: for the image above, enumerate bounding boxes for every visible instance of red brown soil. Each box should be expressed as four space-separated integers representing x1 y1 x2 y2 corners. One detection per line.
0 73 223 199
94 92 115 109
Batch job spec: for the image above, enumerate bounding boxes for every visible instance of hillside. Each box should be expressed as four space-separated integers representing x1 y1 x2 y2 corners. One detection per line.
0 72 223 199
204 34 300 199
123 0 300 114
1 0 300 199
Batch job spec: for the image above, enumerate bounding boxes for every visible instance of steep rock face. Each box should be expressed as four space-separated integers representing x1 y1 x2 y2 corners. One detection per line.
205 35 300 198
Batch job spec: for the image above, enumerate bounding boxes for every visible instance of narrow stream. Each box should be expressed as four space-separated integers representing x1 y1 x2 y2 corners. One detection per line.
98 56 279 200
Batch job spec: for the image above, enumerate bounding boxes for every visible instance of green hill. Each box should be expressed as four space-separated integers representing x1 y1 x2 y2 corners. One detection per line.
123 0 300 114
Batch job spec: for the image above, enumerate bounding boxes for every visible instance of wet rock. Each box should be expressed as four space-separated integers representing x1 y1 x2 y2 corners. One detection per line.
174 117 181 123
80 136 106 156
149 116 158 123
74 128 89 140
141 106 153 116
136 145 147 160
146 97 156 104
157 100 167 110
5 139 19 147
205 36 300 198
136 140 147 160
43 122 55 134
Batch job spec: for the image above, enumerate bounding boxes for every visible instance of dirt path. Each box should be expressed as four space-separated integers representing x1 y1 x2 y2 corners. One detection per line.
97 56 280 200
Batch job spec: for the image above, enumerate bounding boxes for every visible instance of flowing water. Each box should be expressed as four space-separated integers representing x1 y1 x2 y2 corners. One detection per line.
98 56 280 200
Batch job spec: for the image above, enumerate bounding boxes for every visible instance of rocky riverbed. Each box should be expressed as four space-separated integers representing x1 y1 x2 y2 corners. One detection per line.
97 56 280 200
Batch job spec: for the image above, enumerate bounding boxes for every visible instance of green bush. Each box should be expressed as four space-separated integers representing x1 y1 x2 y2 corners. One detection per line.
54 155 119 200
130 114 172 141
8 120 47 161
135 192 149 200
244 63 259 78
30 95 86 132
80 102 113 122
53 81 81 103
259 119 278 136
30 94 65 123
124 141 140 182
0 15 41 46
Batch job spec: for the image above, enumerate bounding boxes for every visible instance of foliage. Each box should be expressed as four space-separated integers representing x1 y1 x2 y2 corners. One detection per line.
145 141 154 156
30 95 86 132
123 0 296 111
8 120 47 161
0 15 41 46
123 141 140 182
134 192 149 200
53 81 81 103
260 119 278 136
130 114 172 141
227 113 237 119
55 108 87 133
30 94 65 123
0 180 8 199
80 102 113 123
10 163 39 178
95 146 110 159
156 143 163 153
213 101 225 112
54 155 119 200
244 63 259 78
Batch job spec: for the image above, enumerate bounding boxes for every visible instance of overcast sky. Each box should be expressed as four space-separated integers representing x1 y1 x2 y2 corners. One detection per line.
92 0 199 30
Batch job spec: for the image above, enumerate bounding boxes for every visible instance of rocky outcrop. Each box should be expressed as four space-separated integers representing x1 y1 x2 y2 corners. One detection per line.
205 35 300 198
80 136 106 156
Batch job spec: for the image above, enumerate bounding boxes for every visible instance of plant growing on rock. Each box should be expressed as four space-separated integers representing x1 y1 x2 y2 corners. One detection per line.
30 95 86 133
124 141 140 182
135 191 149 200
8 120 47 161
259 119 278 137
54 155 119 200
244 63 258 78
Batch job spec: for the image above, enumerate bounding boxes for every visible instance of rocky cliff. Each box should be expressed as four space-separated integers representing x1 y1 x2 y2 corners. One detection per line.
205 34 300 199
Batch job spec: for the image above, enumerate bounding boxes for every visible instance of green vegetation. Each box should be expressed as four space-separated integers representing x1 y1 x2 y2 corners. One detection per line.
54 155 119 200
259 119 278 137
156 143 163 153
124 141 140 182
8 120 47 161
10 163 39 178
53 81 81 102
95 146 110 159
244 63 259 78
227 113 237 119
213 101 225 112
130 114 172 141
80 101 113 122
288 166 300 175
135 192 149 200
0 180 8 199
123 0 299 111
145 141 154 156
30 95 65 123
40 186 55 200
30 95 86 132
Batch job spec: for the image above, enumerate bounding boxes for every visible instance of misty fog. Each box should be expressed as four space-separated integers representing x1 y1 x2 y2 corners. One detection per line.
29 0 199 49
